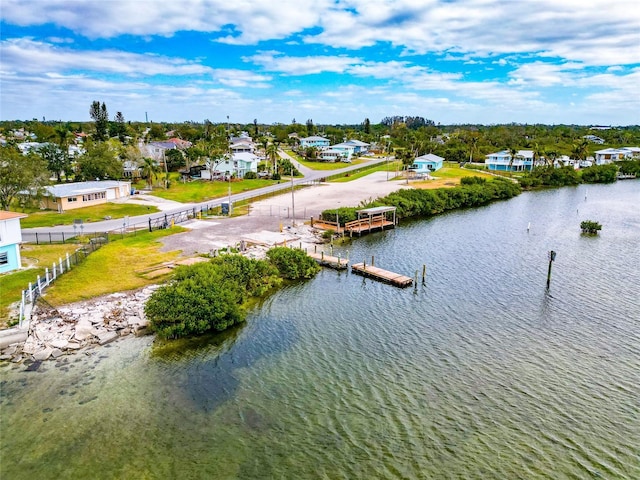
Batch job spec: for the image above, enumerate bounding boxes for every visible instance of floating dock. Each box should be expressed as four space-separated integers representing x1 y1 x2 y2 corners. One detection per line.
351 262 413 287
308 252 349 270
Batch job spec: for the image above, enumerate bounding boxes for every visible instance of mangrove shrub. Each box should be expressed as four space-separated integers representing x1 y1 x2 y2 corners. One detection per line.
579 164 618 184
145 255 282 339
332 177 521 220
580 220 602 235
267 247 321 279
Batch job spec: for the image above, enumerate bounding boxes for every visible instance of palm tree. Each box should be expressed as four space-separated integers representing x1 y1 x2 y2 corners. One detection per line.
532 142 544 172
266 143 279 174
468 135 479 165
508 147 518 173
545 149 558 167
141 157 159 189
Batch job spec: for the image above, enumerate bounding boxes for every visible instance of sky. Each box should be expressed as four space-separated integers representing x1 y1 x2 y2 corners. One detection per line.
1 0 639 126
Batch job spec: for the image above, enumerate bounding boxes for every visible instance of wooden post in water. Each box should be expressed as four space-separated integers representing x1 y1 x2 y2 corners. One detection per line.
414 270 418 292
546 250 556 289
422 264 426 285
371 255 375 267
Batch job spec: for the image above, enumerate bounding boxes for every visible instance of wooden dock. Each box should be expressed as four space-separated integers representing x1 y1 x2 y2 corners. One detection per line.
351 262 413 287
308 252 349 270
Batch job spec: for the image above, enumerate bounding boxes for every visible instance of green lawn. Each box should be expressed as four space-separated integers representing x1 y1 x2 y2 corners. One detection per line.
0 244 79 326
42 228 185 306
330 160 403 183
148 178 278 203
285 149 366 171
20 203 160 228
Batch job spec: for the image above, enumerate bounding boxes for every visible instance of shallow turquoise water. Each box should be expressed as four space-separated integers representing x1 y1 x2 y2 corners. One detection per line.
2 182 639 479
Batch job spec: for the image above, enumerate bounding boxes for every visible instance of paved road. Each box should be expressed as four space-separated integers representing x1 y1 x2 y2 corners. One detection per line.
22 155 391 235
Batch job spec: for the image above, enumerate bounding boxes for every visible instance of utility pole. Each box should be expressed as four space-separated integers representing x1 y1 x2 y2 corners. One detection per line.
291 167 295 226
546 250 556 289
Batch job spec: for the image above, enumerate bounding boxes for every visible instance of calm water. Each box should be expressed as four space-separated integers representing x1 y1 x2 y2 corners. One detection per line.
2 182 639 479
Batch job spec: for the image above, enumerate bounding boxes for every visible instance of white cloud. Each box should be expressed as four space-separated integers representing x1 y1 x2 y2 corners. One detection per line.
244 52 360 75
1 38 212 76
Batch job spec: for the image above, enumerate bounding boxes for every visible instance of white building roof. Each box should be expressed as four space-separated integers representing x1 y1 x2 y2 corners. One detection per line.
415 153 444 162
44 181 130 198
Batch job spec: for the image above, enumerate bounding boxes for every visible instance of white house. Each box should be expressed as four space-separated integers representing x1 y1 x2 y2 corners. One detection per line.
41 181 131 212
0 211 28 274
485 150 534 172
593 147 638 165
299 136 330 148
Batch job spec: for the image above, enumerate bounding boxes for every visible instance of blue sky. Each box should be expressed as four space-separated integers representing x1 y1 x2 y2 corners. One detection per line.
1 0 639 125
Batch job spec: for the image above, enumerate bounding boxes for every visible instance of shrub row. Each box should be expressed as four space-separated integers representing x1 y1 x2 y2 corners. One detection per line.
321 177 521 224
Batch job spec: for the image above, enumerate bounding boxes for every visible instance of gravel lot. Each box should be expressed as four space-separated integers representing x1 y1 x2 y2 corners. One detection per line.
158 172 409 257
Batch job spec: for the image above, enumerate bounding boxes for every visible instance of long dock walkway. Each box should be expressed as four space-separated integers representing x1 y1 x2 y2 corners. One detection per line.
351 262 413 287
308 252 349 270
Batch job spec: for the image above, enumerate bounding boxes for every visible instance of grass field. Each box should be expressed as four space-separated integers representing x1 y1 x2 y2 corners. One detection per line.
43 228 184 306
411 163 494 189
330 160 403 183
19 203 160 228
0 244 79 326
146 178 278 203
285 149 366 171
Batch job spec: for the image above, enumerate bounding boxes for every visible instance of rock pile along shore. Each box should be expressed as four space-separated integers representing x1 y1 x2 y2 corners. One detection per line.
0 285 160 364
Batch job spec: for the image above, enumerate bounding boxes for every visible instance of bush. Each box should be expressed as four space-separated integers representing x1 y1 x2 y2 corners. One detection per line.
616 160 640 176
266 247 321 280
243 171 257 179
580 220 602 234
272 172 281 181
460 176 487 185
145 256 281 339
320 207 358 225
520 166 580 188
580 164 618 184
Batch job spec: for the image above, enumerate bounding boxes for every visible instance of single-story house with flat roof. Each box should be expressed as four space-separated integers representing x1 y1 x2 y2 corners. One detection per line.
41 181 131 212
0 211 28 274
410 153 444 173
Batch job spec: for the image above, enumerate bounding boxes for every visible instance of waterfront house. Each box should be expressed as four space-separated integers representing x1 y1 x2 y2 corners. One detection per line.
0 211 28 274
485 150 534 171
410 153 444 173
593 147 638 165
41 181 131 212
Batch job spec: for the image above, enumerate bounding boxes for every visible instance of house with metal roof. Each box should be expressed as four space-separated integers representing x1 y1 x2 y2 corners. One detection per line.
40 181 131 212
410 153 444 173
594 147 639 165
344 139 370 154
0 211 28 274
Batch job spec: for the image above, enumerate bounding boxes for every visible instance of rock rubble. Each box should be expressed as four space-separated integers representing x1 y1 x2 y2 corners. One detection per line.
0 285 160 364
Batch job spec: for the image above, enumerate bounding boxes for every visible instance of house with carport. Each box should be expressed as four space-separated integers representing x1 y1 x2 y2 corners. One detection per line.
40 181 131 212
0 211 28 274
